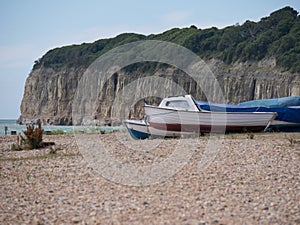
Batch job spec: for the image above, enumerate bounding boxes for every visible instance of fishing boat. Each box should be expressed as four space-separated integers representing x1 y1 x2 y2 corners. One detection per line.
196 96 300 132
124 95 277 139
123 119 149 140
144 103 277 134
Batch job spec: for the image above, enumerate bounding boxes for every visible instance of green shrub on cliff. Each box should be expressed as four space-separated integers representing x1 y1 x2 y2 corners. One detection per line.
33 7 300 73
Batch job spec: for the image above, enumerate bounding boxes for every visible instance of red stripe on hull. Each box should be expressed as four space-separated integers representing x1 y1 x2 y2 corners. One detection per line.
149 122 266 133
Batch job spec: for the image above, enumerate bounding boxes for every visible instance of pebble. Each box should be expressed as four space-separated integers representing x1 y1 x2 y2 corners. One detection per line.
0 132 299 224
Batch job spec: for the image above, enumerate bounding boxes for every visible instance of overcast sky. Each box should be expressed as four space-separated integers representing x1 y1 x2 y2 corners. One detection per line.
0 0 299 119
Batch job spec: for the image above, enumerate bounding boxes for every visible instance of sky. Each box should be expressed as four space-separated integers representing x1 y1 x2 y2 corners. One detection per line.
0 0 299 119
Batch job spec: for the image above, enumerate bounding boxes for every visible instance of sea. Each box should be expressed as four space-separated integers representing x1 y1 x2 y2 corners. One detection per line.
0 119 122 135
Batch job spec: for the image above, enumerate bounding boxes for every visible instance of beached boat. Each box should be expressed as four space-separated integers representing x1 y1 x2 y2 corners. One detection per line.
123 119 149 140
144 105 277 134
124 95 277 139
196 96 300 132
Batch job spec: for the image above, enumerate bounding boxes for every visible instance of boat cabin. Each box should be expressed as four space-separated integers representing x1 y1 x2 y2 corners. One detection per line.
158 95 200 111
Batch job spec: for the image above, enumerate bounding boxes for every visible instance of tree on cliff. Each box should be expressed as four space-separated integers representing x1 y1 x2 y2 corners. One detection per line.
33 6 300 73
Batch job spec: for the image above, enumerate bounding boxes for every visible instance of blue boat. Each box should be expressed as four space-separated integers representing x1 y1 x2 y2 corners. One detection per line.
124 119 149 140
195 96 300 132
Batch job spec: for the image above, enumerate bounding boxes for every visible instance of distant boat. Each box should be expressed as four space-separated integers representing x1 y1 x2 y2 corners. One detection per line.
196 96 300 132
124 95 277 139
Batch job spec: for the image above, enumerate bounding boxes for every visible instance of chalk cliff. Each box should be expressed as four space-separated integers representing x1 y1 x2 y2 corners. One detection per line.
18 7 300 125
19 58 300 125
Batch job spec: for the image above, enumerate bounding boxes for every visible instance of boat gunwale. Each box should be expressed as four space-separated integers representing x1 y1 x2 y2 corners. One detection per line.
124 120 147 126
144 104 278 116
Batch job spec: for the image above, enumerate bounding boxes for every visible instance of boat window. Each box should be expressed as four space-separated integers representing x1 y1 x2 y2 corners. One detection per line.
165 100 190 109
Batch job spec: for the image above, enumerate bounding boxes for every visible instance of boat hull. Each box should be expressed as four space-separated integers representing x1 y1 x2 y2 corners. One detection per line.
267 120 300 132
149 122 267 133
144 105 277 134
124 119 196 139
124 120 149 139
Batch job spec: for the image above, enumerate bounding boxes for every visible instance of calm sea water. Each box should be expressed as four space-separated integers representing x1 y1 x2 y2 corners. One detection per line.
0 119 122 135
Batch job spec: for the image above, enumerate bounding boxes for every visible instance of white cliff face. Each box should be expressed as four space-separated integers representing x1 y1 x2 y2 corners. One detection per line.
19 59 300 125
19 67 85 125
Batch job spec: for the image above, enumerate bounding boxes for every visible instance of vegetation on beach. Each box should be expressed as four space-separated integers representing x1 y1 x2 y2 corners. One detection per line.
11 121 55 150
33 7 300 72
285 134 300 147
22 122 43 149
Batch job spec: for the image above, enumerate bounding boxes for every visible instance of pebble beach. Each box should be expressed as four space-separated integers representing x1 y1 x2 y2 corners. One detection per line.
0 132 299 224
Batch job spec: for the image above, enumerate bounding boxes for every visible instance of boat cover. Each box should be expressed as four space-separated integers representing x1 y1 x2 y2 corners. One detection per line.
195 100 300 123
238 96 300 107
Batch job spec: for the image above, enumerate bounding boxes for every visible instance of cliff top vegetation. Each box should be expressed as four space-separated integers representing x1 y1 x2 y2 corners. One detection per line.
33 7 300 73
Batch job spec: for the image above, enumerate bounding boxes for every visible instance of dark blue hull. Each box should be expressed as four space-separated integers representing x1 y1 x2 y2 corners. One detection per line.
127 128 149 140
124 120 149 140
268 123 300 132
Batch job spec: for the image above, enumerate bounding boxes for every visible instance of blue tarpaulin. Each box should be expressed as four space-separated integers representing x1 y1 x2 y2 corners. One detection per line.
238 96 300 107
195 100 300 123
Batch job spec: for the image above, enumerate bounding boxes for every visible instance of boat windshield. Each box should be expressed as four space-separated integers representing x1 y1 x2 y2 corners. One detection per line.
165 100 191 110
